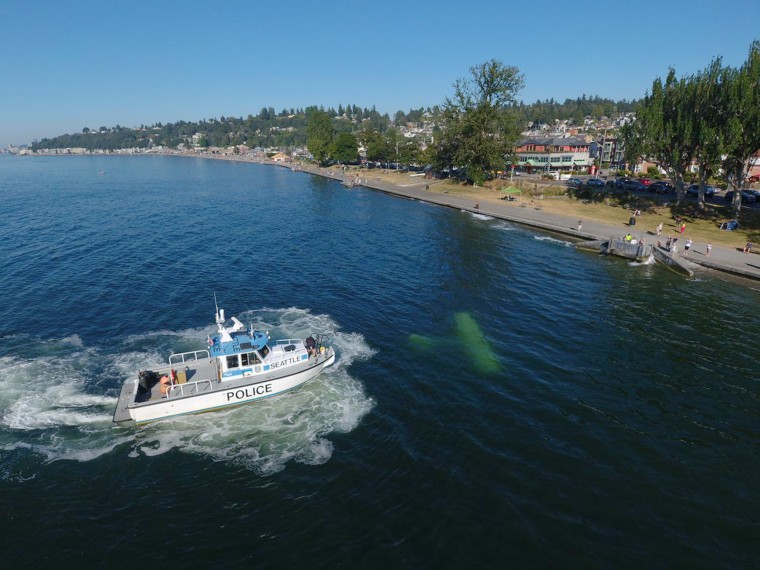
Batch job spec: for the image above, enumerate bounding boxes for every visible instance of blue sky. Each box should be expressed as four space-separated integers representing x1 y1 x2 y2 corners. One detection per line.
1 0 757 147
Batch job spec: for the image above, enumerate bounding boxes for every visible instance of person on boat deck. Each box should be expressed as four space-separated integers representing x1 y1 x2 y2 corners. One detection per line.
159 374 172 396
305 336 317 357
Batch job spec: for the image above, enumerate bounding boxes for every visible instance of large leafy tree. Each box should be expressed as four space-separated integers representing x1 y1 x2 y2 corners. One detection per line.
689 58 725 209
624 42 760 215
360 129 390 162
331 132 359 163
306 109 335 166
622 69 694 204
722 41 760 215
436 59 524 185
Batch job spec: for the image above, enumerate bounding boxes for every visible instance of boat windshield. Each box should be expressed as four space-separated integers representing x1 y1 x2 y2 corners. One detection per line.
241 352 261 366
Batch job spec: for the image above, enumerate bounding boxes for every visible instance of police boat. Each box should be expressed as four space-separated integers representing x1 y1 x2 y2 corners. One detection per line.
113 306 335 425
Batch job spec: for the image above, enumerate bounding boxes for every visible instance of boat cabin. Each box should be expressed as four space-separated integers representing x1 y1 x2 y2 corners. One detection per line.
209 327 272 379
204 311 313 382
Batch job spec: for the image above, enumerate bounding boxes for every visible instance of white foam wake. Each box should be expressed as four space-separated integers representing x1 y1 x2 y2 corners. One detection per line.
469 212 494 221
533 235 572 246
629 253 656 266
0 308 374 478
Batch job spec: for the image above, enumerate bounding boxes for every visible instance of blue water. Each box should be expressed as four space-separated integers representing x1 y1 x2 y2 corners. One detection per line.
1 155 758 567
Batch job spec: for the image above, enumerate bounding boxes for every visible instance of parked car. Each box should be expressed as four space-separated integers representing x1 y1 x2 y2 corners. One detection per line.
686 184 717 197
749 175 760 183
614 177 631 189
724 190 757 203
621 179 647 191
637 177 652 186
648 181 674 194
586 177 605 187
566 177 583 187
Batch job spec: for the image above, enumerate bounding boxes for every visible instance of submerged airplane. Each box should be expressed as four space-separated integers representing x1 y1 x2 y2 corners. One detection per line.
409 312 501 374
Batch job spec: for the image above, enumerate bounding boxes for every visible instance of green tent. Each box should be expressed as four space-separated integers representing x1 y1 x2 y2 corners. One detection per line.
500 186 522 200
501 186 522 195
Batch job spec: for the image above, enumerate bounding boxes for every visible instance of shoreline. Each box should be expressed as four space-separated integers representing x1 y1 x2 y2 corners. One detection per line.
23 152 760 284
285 161 760 284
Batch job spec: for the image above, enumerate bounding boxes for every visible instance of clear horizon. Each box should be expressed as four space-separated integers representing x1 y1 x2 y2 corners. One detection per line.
1 0 757 148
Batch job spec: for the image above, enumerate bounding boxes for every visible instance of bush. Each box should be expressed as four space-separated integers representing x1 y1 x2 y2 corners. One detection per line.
541 186 568 197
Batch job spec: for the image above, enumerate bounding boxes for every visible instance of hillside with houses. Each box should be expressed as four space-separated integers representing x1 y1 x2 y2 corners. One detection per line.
16 95 759 183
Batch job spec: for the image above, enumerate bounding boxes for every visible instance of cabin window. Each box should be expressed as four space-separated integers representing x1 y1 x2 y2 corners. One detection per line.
260 345 270 358
241 352 260 366
226 355 239 369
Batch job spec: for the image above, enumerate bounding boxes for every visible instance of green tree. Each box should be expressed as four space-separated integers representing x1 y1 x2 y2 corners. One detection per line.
622 69 693 204
436 59 524 185
331 132 359 163
395 138 420 167
360 129 389 162
306 109 334 166
689 58 726 210
721 41 760 215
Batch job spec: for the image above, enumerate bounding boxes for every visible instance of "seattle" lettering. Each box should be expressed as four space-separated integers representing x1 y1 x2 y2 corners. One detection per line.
269 357 299 369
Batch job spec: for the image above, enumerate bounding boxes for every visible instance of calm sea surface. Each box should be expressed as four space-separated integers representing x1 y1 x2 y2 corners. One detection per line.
0 155 758 568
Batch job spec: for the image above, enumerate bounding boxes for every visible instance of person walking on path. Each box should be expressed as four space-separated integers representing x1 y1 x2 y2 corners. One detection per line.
680 221 686 234
577 219 582 232
671 240 678 256
656 222 663 236
684 238 692 256
744 241 753 253
706 242 712 256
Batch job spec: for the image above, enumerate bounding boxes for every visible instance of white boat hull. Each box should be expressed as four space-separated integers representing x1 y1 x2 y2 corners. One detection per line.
125 352 334 424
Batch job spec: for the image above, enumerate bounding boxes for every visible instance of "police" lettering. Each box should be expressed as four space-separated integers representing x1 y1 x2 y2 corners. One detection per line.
226 384 273 401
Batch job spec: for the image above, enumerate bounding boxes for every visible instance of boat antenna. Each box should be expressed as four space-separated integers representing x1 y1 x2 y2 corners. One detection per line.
214 292 223 324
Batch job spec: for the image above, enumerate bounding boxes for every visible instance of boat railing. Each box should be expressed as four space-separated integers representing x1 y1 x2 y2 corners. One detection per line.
167 379 214 398
169 350 211 367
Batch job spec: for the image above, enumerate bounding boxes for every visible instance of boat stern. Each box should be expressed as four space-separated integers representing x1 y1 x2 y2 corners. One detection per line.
112 380 137 424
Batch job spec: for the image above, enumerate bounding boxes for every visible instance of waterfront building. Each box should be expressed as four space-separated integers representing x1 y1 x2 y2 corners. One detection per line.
515 136 591 174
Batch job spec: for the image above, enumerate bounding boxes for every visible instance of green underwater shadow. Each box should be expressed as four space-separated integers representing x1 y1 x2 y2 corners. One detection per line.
408 312 502 374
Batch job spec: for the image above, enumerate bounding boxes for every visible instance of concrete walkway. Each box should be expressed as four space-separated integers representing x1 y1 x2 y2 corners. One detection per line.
295 165 760 283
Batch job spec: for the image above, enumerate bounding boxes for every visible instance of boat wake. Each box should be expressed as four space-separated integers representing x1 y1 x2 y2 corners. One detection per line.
629 254 656 266
533 235 572 246
469 212 494 221
0 308 374 479
493 221 518 231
